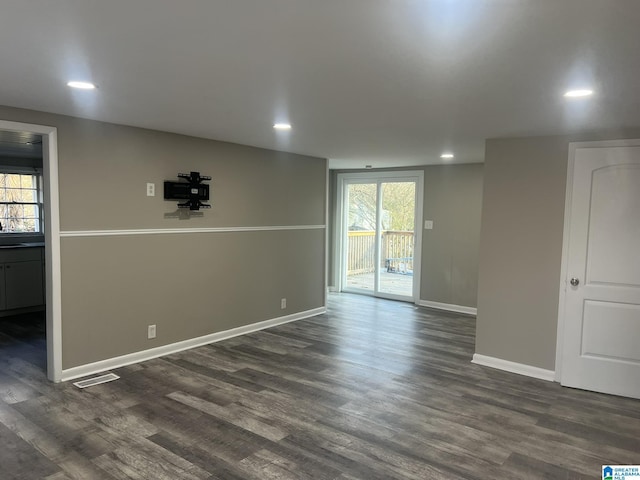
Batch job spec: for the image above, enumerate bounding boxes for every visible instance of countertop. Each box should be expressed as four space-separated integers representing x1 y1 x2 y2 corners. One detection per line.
0 242 45 249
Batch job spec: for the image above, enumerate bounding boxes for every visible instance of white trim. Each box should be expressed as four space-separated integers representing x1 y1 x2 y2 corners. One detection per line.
60 306 326 382
375 180 382 293
60 224 326 237
563 138 640 150
556 138 640 382
335 174 346 293
413 173 425 301
472 354 555 382
328 286 338 292
324 162 329 308
555 142 577 381
0 119 62 383
417 300 477 316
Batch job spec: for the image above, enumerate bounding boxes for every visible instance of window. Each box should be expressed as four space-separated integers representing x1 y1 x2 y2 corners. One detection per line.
0 172 43 233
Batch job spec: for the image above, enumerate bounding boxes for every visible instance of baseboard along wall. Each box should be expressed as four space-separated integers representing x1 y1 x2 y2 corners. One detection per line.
417 300 477 316
61 306 326 382
471 353 556 382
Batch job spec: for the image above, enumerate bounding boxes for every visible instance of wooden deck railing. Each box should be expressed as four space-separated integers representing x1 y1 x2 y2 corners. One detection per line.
347 230 414 275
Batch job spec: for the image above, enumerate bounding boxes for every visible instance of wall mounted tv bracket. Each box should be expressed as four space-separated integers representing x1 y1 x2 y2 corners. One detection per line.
164 171 211 211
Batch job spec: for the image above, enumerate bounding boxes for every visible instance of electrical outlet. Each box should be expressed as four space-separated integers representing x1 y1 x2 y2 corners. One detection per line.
281 298 287 309
424 220 434 230
148 324 157 339
146 183 155 197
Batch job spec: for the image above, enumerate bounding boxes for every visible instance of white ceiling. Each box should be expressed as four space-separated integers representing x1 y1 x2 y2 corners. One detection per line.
1 0 639 169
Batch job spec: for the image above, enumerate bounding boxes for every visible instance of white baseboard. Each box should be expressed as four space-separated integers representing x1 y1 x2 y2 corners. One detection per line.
61 306 326 382
471 354 555 382
327 286 338 293
417 300 477 316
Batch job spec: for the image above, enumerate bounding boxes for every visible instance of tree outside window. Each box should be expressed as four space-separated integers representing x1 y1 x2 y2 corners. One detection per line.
0 173 42 233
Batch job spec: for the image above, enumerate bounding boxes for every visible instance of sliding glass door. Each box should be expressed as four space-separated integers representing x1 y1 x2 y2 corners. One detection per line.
345 182 377 291
379 181 416 296
338 171 423 302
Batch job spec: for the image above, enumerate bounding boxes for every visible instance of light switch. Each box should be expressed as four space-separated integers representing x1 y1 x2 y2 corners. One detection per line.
146 183 155 197
424 220 434 230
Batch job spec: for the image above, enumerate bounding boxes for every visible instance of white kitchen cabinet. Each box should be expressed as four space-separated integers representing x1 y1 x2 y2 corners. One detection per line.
0 246 44 311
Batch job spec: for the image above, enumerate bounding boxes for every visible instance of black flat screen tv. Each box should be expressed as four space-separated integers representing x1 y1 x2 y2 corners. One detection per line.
164 181 209 201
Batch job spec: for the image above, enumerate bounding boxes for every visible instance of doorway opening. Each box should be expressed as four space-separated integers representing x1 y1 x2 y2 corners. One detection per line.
0 120 61 382
336 171 423 302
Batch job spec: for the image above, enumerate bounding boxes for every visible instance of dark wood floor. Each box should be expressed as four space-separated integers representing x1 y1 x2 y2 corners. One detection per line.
0 295 638 479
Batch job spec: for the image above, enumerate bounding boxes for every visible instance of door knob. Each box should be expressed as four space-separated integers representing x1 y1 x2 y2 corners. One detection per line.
570 277 580 286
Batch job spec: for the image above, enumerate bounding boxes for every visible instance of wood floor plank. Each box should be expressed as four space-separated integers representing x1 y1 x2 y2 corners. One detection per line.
92 438 211 480
148 430 249 480
1 295 639 479
0 420 60 479
0 371 39 404
43 473 74 480
166 390 289 442
55 452 121 480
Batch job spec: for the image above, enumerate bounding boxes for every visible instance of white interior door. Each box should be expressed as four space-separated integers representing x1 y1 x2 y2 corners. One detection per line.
560 143 640 399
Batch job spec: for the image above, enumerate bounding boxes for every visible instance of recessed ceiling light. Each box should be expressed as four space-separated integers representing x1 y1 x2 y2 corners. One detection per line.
273 123 292 130
67 81 97 90
440 153 454 159
564 89 593 98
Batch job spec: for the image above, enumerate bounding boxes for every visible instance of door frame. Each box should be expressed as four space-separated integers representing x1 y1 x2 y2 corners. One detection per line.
0 119 62 382
335 170 424 303
555 138 640 382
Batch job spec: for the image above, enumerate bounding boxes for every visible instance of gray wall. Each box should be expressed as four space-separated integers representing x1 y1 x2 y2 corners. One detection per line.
0 105 327 369
421 164 483 307
329 164 483 308
476 131 640 371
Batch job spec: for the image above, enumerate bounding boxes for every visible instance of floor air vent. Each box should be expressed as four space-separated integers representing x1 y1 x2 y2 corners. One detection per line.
73 373 120 389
